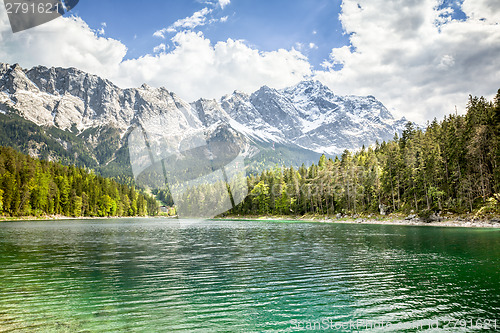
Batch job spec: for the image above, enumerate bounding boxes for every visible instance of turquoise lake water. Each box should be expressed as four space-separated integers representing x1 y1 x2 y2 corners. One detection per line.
0 219 499 332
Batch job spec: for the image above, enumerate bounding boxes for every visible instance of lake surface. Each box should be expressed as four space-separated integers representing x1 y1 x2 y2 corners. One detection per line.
0 219 499 332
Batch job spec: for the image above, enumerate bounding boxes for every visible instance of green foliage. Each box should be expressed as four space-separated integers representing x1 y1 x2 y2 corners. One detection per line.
417 209 433 221
0 112 135 179
0 146 158 217
0 112 98 169
474 193 500 218
2 90 499 220
250 181 270 214
228 90 500 217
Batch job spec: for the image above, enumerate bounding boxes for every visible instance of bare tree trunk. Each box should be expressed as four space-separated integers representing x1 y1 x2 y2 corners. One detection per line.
414 190 418 212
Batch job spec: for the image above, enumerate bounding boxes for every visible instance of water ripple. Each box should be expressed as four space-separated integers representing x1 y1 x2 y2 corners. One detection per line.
0 219 499 332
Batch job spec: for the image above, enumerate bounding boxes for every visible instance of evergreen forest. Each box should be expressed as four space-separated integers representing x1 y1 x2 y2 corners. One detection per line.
227 91 500 218
0 146 158 217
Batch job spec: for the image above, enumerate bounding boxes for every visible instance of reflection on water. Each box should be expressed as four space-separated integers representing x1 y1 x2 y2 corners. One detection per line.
0 219 499 332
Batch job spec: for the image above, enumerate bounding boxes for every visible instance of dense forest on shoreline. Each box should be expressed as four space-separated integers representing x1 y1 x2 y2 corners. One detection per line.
0 147 158 217
1 90 498 220
228 90 500 218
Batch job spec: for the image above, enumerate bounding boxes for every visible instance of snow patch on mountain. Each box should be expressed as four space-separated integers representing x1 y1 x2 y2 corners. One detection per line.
0 63 409 157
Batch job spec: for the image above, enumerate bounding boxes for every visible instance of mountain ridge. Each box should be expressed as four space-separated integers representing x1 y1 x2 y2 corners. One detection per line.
0 62 409 175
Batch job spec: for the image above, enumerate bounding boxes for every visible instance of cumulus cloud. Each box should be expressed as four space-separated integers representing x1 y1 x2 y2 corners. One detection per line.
0 9 311 101
153 43 167 53
315 0 500 122
0 11 126 78
97 22 106 35
1 0 499 123
462 0 500 22
117 31 312 101
219 0 230 9
323 46 352 68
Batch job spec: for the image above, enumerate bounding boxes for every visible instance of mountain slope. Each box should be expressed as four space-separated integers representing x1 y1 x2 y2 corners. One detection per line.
0 62 409 177
220 80 407 155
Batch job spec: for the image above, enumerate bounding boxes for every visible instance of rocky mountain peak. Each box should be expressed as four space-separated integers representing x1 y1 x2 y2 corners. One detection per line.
0 63 39 94
288 79 330 92
0 62 410 158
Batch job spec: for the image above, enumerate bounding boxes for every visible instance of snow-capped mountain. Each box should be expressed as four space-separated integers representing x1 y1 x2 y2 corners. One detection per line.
0 62 408 171
0 63 201 136
219 80 407 154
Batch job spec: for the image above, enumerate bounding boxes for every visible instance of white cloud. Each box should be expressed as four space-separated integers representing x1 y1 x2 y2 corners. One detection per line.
153 43 167 53
0 9 312 102
154 7 213 38
154 0 230 38
153 29 166 38
0 12 126 78
97 22 106 35
219 0 230 9
438 55 455 69
315 0 500 122
117 31 312 101
462 0 500 22
294 42 304 50
326 45 350 65
1 1 499 124
293 42 318 53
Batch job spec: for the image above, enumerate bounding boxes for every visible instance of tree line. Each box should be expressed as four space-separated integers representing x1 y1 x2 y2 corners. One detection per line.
2 90 498 219
228 90 500 217
0 146 159 217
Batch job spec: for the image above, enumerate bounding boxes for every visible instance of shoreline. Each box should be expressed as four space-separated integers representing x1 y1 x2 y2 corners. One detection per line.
0 215 159 222
1 214 499 228
215 215 500 228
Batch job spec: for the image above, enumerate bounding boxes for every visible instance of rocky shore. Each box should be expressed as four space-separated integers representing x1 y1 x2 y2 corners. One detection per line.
324 217 500 228
2 215 499 228
220 215 500 228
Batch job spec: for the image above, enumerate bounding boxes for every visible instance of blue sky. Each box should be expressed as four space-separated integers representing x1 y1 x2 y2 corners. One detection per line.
1 0 499 123
69 0 348 69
